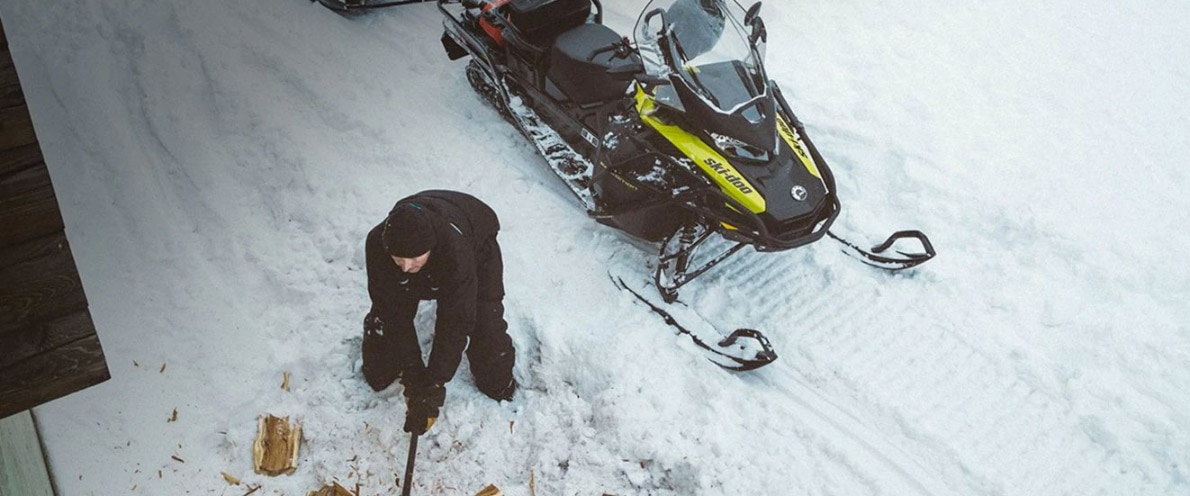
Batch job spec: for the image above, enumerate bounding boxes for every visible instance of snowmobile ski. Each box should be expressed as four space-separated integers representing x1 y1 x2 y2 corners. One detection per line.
316 0 433 13
827 230 936 270
610 270 777 371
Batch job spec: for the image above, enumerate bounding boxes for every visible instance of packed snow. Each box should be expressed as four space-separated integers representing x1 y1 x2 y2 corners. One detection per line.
1 0 1187 494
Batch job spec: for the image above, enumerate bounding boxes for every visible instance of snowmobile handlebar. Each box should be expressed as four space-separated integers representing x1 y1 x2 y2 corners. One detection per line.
587 37 633 62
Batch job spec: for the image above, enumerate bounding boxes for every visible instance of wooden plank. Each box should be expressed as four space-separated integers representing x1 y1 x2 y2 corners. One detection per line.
0 310 94 370
0 143 42 178
0 55 21 111
0 232 66 271
0 236 85 336
0 105 36 151
0 333 110 419
0 51 13 83
0 411 54 496
0 165 63 249
0 83 21 113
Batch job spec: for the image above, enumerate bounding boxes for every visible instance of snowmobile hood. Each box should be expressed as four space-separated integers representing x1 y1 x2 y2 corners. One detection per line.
755 114 832 222
635 85 830 226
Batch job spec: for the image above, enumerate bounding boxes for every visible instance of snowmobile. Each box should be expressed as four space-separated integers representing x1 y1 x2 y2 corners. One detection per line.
438 0 935 370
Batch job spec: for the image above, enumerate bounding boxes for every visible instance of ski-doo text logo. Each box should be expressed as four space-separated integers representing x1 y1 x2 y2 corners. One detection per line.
705 158 755 194
777 116 822 179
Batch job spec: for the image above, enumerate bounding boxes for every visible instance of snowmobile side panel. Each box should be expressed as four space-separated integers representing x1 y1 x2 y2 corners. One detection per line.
634 86 767 214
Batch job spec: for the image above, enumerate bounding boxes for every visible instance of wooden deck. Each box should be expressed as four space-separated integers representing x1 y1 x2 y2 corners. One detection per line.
0 15 110 420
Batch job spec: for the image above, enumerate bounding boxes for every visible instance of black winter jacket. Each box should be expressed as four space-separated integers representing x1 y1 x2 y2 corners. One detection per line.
365 190 500 385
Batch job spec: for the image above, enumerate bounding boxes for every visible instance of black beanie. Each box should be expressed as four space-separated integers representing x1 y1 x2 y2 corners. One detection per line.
382 204 436 258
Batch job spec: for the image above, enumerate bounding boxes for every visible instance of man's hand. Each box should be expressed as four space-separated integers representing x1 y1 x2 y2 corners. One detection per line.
404 382 446 435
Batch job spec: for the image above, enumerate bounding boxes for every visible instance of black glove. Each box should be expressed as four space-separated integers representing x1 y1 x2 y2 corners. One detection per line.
361 313 399 391
403 382 446 435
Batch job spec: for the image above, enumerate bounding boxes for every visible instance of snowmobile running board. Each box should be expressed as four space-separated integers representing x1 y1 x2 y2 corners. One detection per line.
611 273 777 371
315 0 433 13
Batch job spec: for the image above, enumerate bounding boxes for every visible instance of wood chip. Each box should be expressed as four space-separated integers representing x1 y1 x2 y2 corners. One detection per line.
252 414 302 476
306 482 354 496
168 409 178 422
476 484 503 496
160 362 167 373
221 472 242 485
281 372 291 391
171 455 185 463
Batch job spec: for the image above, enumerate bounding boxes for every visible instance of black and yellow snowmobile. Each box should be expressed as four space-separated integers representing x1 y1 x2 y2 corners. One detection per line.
439 0 935 370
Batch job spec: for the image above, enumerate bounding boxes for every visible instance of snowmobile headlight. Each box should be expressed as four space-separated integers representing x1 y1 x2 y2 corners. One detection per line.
710 132 770 162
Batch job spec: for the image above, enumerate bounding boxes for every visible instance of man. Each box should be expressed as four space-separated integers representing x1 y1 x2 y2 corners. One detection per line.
362 190 516 435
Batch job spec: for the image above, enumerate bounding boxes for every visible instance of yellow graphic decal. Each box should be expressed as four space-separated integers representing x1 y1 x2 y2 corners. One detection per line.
634 86 766 214
777 116 822 179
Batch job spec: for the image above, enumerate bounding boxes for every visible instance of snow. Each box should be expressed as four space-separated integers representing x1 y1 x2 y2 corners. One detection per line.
1 0 1187 494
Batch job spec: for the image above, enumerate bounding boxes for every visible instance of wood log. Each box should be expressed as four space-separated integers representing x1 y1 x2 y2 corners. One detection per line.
252 415 301 476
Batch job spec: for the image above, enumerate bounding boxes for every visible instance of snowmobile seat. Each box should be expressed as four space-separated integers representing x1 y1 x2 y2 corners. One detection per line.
506 0 591 44
547 23 642 105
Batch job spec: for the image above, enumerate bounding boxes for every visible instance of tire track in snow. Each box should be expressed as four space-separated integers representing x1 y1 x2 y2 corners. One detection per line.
678 247 947 495
686 244 1149 494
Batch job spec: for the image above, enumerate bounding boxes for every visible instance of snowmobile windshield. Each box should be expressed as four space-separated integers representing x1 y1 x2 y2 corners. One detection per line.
635 0 768 116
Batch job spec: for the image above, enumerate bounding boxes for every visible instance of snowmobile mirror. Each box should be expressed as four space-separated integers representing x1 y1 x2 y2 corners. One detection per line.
744 2 762 25
745 3 767 46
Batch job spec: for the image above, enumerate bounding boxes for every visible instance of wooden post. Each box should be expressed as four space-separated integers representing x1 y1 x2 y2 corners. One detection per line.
0 411 53 496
